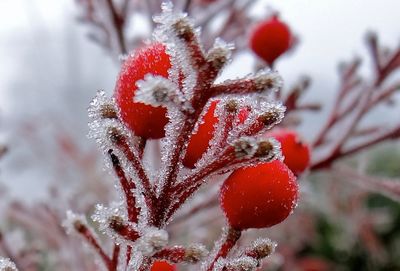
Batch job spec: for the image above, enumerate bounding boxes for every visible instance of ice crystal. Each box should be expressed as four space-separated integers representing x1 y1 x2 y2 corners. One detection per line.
249 238 277 258
137 227 169 255
184 243 209 263
225 256 258 271
62 210 88 235
0 258 17 271
135 74 179 107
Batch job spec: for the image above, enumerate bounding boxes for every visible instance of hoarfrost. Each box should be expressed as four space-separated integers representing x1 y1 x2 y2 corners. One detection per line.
134 74 179 107
62 210 88 235
0 258 17 271
137 227 168 255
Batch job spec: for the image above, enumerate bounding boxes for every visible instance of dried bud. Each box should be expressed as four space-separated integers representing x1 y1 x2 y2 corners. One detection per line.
135 75 177 107
254 141 273 157
108 215 125 232
173 18 194 40
225 100 238 112
207 39 233 70
225 256 258 271
153 86 169 103
253 71 282 93
233 138 257 159
139 227 169 255
99 103 118 119
259 111 281 126
184 244 208 263
73 220 86 233
248 238 277 259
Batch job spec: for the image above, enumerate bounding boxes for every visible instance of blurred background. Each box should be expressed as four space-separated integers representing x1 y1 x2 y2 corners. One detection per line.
0 0 399 270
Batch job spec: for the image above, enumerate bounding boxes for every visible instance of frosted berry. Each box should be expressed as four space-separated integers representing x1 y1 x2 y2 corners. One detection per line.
115 43 171 139
151 260 176 271
266 129 310 175
183 101 218 168
183 101 248 168
250 15 292 66
220 160 298 230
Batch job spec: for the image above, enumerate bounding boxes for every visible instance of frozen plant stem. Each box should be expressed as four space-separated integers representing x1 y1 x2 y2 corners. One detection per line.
206 227 242 271
70 3 287 270
311 33 400 170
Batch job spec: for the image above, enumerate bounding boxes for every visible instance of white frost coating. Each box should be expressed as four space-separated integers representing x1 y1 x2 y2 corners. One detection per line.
0 258 18 271
116 245 128 271
253 69 283 93
225 256 258 271
88 90 119 120
207 38 235 72
201 227 230 271
185 243 209 262
137 227 168 255
266 137 283 161
153 2 198 110
91 202 136 245
232 136 258 158
134 74 179 106
156 106 186 196
127 251 144 271
250 237 277 257
62 210 88 235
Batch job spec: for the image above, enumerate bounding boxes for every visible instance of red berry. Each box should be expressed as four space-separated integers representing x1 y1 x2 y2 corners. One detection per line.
150 261 176 271
183 101 249 168
220 160 298 230
183 101 219 168
266 129 310 176
250 15 292 66
115 43 171 139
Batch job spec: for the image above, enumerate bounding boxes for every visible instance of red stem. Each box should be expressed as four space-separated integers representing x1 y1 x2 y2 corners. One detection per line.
206 227 242 271
105 0 127 54
75 223 112 270
108 150 139 222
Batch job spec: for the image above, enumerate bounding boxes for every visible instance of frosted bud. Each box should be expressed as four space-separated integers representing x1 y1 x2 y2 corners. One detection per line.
135 75 178 106
225 256 258 271
184 244 208 263
253 70 283 93
249 238 277 259
139 227 169 255
224 100 239 113
88 90 119 120
207 39 234 70
254 140 274 158
62 210 87 235
259 103 285 127
0 258 18 271
172 17 194 41
232 137 257 159
108 215 125 232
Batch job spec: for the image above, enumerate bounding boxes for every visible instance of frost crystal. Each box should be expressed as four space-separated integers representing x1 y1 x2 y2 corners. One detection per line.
225 256 258 271
62 210 88 235
92 202 133 242
233 137 258 159
137 227 168 255
184 243 209 263
0 258 17 271
135 74 179 106
253 70 283 93
249 238 277 258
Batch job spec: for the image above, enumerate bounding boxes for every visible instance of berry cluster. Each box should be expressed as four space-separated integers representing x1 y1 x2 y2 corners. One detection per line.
65 3 310 271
